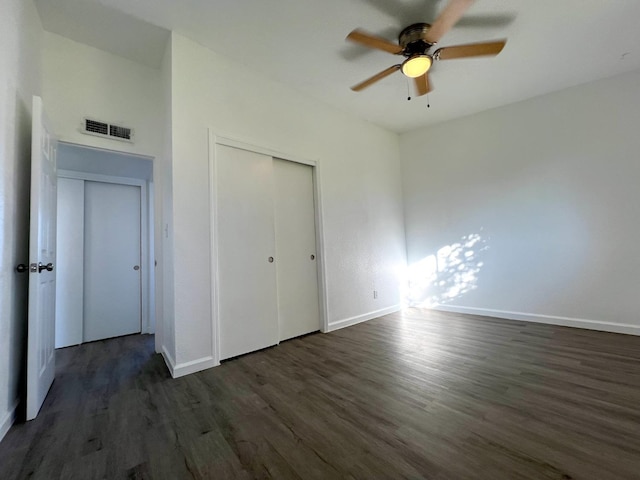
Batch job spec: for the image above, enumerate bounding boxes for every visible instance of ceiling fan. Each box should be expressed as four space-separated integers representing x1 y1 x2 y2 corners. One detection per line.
346 0 507 96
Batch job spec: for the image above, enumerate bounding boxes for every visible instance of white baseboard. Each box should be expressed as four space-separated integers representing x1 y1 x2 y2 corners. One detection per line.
171 356 218 378
328 304 401 332
0 399 19 444
430 304 640 336
162 346 218 378
161 345 176 376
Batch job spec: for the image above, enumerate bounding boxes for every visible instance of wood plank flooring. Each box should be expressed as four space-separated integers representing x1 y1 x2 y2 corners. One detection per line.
1 309 640 479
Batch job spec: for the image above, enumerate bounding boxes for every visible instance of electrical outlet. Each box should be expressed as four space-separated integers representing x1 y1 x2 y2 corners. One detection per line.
373 290 378 299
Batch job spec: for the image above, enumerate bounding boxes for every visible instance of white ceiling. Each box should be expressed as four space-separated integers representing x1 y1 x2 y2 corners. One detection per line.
36 0 640 133
35 0 170 68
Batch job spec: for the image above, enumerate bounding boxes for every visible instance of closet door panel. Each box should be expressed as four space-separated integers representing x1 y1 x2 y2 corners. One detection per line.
273 159 320 341
83 181 142 342
217 145 278 359
55 177 84 348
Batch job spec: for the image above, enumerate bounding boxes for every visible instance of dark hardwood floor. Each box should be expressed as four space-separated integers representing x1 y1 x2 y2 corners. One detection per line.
2 309 640 479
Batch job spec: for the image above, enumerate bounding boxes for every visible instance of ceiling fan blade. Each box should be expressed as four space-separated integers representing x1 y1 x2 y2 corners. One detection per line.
425 0 475 44
346 29 404 54
414 73 433 96
351 65 401 91
456 13 516 28
434 40 506 60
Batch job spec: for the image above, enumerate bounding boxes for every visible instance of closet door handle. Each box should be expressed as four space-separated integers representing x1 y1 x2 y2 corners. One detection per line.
310 254 315 260
268 257 274 263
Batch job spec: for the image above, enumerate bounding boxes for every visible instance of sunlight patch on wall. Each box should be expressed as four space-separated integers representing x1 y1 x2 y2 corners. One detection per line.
404 232 488 307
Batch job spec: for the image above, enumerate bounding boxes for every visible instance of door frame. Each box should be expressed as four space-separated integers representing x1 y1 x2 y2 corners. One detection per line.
57 169 153 335
208 130 329 365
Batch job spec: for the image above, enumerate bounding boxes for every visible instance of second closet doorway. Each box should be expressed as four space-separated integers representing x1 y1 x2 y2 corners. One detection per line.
55 141 153 349
57 177 144 346
215 143 322 360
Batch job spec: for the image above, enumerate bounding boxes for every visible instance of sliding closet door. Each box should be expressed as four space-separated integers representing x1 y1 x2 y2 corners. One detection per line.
55 177 84 348
217 145 279 360
273 159 320 340
84 181 142 342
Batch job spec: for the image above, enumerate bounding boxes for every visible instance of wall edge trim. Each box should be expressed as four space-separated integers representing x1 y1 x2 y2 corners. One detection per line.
0 398 20 443
170 355 219 378
161 345 176 376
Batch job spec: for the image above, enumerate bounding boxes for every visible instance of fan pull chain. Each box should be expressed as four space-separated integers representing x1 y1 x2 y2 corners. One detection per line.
426 93 430 108
406 78 411 101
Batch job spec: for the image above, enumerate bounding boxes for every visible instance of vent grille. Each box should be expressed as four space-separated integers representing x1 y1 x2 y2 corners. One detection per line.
109 124 132 141
85 119 108 136
82 118 134 143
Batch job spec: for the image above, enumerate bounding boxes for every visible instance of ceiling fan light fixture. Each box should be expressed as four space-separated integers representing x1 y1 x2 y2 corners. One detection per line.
401 55 432 78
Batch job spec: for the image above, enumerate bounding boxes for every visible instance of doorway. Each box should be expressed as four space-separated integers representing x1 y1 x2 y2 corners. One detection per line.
54 142 154 348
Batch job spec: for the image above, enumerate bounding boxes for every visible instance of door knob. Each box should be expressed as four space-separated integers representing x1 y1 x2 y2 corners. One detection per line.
16 264 28 273
38 262 54 273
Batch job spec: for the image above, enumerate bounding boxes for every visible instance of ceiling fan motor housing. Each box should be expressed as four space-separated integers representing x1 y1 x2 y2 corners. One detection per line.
399 23 434 56
347 0 506 95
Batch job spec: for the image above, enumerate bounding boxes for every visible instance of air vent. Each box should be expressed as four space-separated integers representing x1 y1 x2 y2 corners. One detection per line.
82 117 134 143
85 119 108 136
109 124 132 141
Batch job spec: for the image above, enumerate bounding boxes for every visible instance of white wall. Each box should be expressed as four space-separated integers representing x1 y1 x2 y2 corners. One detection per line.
401 70 640 335
42 31 165 354
165 33 406 374
58 142 153 179
41 32 162 159
0 0 42 442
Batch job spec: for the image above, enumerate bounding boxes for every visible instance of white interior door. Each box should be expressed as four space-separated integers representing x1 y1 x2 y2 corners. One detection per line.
273 159 320 341
217 145 279 360
27 96 58 421
83 181 141 342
